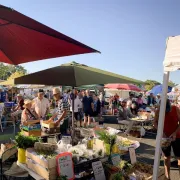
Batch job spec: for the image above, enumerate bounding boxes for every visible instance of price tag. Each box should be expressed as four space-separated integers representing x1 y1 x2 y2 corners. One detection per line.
129 147 137 164
56 152 74 180
61 136 71 145
111 154 121 166
92 161 106 180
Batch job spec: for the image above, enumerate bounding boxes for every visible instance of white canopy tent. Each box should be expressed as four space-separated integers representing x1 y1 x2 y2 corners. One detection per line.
153 36 180 179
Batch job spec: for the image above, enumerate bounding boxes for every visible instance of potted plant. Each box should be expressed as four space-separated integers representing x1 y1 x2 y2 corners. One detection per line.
97 131 117 162
15 133 40 163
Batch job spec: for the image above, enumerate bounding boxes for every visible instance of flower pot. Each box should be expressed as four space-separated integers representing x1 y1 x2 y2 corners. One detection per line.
18 148 26 163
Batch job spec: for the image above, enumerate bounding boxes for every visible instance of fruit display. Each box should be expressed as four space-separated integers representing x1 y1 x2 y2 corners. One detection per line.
116 137 140 151
130 117 140 121
118 160 133 174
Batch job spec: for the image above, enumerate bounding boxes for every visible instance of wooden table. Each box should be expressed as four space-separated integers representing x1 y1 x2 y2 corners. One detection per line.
17 161 45 180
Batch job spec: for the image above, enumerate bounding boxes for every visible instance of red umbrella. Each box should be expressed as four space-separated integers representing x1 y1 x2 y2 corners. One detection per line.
104 83 142 92
0 5 99 65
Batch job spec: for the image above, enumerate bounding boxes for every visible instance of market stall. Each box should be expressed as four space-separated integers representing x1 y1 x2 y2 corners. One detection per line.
153 36 180 179
5 122 165 180
13 124 162 180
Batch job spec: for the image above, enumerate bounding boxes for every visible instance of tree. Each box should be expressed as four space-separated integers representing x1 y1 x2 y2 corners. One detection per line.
168 80 177 87
144 80 161 91
0 64 27 80
7 71 25 81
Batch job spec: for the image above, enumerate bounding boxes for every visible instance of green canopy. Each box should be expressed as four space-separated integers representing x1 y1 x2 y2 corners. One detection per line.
0 79 15 86
13 61 144 86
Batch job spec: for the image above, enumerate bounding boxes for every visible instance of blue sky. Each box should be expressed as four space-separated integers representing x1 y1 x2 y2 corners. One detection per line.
1 0 180 83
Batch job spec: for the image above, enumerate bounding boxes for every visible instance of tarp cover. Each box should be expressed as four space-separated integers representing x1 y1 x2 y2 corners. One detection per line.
164 36 180 71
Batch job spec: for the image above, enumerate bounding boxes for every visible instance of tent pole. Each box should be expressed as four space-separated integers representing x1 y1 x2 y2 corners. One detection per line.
153 71 169 180
71 87 75 141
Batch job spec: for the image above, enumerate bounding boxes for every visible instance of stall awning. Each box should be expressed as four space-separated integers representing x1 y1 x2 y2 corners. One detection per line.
0 5 99 65
164 36 180 71
13 62 144 87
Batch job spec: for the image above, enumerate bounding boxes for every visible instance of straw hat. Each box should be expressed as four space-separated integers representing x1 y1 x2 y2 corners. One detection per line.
53 88 60 95
17 94 22 97
23 99 32 108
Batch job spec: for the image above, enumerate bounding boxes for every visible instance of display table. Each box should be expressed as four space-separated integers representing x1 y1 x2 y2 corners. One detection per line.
22 131 61 138
40 132 61 137
17 161 45 180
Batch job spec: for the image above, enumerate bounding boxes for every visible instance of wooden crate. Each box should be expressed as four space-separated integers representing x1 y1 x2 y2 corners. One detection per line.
1 146 17 162
26 148 56 169
41 122 54 129
27 159 57 180
22 130 41 137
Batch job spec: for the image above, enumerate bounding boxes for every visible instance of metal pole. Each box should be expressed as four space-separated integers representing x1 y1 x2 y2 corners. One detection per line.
153 71 170 180
72 87 75 140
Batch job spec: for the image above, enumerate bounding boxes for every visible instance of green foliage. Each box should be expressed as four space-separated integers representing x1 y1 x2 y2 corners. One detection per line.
97 130 116 145
0 63 27 80
15 133 40 149
144 79 161 91
97 130 116 157
168 80 177 87
112 172 124 180
7 71 25 80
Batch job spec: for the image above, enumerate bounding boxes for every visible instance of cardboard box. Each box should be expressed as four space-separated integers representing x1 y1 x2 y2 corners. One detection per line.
27 158 57 180
26 148 56 169
22 130 41 137
42 122 54 129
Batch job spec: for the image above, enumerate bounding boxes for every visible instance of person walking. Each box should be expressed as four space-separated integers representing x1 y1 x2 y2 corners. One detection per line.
154 99 180 180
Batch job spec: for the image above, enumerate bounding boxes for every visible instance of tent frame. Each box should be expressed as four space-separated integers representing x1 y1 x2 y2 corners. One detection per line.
153 71 170 179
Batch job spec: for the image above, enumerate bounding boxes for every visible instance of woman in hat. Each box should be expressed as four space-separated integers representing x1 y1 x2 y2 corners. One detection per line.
21 99 38 125
11 94 24 123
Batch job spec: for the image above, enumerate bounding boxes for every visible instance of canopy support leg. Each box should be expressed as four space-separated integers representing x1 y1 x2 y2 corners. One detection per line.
153 71 169 180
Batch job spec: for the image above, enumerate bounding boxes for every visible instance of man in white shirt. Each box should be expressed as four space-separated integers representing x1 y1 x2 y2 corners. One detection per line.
32 89 50 119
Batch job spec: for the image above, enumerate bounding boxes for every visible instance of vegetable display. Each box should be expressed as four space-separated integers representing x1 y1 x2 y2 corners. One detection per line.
15 133 40 149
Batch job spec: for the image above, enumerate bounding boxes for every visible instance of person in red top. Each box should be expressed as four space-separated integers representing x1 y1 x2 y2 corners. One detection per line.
154 99 180 180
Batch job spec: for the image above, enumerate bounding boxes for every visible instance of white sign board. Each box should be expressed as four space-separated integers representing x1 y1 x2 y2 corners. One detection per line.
57 152 74 180
92 161 106 180
129 147 137 164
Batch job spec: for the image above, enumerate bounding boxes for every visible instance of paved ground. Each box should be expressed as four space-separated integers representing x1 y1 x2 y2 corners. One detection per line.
127 133 179 179
0 126 179 179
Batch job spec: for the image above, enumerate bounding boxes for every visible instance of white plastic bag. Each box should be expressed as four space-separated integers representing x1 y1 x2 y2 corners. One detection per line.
140 127 145 137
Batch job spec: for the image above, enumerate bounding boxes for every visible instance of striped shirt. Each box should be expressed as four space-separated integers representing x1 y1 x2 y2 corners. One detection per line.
57 98 69 120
